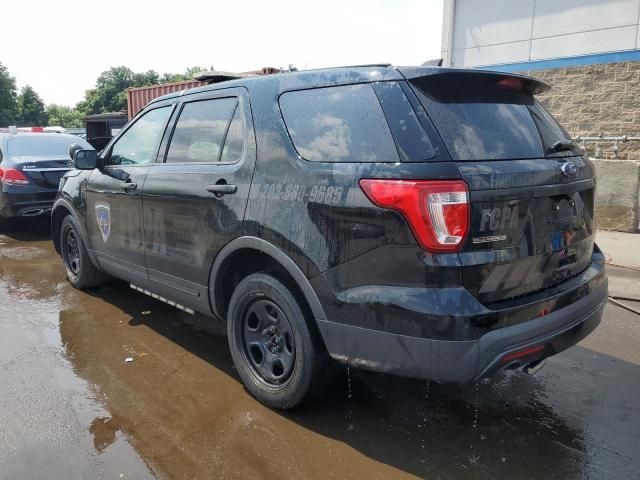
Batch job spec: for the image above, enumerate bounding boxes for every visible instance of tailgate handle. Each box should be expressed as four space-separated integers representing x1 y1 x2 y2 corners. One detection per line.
207 183 237 196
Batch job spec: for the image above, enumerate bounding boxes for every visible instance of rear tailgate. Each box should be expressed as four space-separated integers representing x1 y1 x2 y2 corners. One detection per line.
407 69 596 303
457 159 595 303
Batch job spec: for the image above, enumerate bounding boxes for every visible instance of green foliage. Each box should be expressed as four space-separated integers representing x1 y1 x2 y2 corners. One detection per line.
46 104 84 128
77 66 209 115
159 66 211 84
76 66 136 115
0 62 18 127
16 85 48 126
1 61 211 125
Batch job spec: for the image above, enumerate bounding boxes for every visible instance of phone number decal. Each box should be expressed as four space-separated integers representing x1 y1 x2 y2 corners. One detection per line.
255 183 345 205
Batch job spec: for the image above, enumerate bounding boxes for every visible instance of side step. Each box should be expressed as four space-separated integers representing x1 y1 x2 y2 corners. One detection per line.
130 283 195 315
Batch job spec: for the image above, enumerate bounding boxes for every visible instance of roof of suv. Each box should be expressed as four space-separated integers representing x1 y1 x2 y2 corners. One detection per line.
146 65 549 110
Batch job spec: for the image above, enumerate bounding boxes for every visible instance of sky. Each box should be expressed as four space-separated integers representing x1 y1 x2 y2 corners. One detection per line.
0 0 444 107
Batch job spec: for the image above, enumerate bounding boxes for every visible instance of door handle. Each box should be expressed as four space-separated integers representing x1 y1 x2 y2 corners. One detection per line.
121 182 137 192
207 184 237 195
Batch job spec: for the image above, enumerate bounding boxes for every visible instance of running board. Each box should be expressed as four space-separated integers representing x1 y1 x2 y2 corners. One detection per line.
130 283 195 315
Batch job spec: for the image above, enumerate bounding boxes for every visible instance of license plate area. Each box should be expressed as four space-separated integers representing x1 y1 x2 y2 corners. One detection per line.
548 193 583 226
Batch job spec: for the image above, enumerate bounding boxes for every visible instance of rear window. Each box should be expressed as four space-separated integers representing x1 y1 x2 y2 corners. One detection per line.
410 75 576 161
280 84 399 163
7 135 92 157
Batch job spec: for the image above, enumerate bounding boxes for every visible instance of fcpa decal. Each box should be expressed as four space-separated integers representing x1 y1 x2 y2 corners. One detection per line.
95 203 111 243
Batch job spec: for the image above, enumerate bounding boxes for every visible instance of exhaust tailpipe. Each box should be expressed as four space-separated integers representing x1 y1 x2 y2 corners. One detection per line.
523 359 546 376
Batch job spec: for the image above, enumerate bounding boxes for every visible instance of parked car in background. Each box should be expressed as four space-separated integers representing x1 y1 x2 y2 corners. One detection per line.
64 127 87 139
52 65 606 409
0 133 93 229
43 126 66 134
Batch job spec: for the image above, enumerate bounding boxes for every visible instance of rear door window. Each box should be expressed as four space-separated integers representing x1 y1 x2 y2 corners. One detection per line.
280 84 399 163
220 105 245 163
410 75 578 161
166 97 241 164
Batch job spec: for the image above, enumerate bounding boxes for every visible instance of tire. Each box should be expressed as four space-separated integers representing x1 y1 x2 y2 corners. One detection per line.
60 215 109 289
227 272 332 409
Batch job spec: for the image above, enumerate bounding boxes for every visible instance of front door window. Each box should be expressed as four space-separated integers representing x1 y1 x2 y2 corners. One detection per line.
109 106 172 166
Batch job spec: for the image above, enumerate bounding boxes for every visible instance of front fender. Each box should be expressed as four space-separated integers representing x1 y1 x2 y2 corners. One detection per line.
51 196 99 268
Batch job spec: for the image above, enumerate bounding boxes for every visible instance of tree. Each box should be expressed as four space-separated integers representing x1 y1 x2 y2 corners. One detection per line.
159 66 211 84
16 85 48 126
132 69 160 87
76 65 215 116
76 66 195 115
46 104 84 128
76 66 136 114
0 62 18 127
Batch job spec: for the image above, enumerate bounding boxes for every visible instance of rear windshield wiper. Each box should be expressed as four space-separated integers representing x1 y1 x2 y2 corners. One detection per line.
546 139 578 155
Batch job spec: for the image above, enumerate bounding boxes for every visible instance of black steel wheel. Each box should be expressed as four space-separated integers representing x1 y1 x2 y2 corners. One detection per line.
60 215 109 289
64 228 82 277
240 298 296 385
227 272 332 409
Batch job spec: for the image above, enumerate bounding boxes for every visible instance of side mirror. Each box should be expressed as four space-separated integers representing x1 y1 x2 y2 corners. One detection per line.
73 149 101 170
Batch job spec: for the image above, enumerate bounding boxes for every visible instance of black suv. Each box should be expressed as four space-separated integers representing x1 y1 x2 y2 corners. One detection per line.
52 65 607 409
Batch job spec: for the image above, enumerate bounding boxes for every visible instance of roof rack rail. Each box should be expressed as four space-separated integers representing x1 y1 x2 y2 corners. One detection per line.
334 63 391 68
324 63 392 70
293 63 392 73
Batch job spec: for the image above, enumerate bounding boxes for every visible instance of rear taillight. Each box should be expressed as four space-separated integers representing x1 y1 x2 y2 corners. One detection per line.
359 179 469 253
0 167 30 186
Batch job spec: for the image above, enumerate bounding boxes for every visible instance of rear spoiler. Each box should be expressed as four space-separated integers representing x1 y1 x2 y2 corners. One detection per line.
396 66 550 95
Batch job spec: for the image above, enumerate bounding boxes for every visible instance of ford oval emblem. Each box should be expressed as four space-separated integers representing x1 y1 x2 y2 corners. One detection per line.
561 161 578 178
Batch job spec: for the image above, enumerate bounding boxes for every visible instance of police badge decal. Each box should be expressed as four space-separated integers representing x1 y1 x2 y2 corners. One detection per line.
95 203 111 243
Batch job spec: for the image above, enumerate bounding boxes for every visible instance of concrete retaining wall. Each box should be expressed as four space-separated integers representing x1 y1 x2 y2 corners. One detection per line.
594 158 640 233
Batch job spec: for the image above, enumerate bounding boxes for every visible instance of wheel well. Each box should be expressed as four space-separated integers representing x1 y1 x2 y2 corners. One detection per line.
51 205 71 254
214 248 314 322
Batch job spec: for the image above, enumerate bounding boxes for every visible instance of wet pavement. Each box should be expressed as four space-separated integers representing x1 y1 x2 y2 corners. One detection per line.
0 224 639 480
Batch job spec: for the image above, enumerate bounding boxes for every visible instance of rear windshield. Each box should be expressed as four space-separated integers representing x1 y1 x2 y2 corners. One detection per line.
7 135 91 157
410 75 577 161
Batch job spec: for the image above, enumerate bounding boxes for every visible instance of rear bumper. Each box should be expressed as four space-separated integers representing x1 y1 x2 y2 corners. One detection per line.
0 190 56 219
314 250 607 382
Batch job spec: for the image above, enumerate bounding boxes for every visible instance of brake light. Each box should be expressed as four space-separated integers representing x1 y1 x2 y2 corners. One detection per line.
497 77 526 91
359 179 469 253
0 167 30 186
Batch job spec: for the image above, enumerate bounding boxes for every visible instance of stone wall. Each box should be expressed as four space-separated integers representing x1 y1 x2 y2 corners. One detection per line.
517 61 640 160
592 159 640 233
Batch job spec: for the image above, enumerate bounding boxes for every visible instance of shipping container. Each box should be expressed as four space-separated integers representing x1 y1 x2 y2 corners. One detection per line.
126 67 281 118
127 80 205 118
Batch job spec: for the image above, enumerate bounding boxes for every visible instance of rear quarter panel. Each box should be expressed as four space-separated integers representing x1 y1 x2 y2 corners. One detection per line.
243 79 460 278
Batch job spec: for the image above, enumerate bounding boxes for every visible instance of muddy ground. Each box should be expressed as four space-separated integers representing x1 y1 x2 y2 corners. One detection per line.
0 224 638 480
